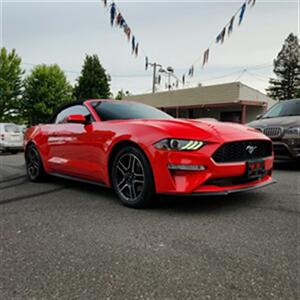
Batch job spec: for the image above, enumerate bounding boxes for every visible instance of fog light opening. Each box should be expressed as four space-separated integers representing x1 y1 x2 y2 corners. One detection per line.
168 164 206 171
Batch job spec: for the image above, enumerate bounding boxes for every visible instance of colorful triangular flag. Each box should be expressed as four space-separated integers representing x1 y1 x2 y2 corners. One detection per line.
110 3 116 26
228 16 235 35
135 43 139 57
131 36 136 53
145 57 149 70
202 48 210 67
239 3 246 25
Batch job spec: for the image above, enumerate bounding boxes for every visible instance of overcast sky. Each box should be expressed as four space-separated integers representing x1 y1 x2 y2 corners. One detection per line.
1 0 299 96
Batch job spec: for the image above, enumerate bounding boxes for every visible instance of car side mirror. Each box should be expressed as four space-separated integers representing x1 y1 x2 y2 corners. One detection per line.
256 114 262 120
66 114 87 124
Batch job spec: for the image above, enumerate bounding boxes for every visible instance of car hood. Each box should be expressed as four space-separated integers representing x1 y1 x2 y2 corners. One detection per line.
248 116 300 128
121 119 268 143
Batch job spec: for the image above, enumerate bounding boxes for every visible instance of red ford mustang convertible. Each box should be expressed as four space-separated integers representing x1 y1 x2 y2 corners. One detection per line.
24 99 275 208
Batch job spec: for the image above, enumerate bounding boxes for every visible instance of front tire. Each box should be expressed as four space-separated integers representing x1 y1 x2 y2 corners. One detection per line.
111 146 155 208
25 144 45 182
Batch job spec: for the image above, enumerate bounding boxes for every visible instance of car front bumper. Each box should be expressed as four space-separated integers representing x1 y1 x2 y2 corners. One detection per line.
273 140 300 160
161 177 276 196
147 142 274 194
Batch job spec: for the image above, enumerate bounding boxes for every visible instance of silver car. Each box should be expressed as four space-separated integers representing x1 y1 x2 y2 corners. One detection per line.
0 123 24 154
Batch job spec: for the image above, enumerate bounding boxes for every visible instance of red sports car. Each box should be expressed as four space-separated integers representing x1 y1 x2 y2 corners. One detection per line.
24 99 275 208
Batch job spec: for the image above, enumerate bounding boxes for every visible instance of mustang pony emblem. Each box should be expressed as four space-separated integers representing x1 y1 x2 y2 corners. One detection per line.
246 145 258 154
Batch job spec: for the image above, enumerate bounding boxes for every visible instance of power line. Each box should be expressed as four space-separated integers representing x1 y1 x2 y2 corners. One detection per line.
247 70 270 82
21 60 273 87
22 62 153 78
234 69 247 81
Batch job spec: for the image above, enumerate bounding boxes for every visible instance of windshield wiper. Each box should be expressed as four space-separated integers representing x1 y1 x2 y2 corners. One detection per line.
280 114 300 117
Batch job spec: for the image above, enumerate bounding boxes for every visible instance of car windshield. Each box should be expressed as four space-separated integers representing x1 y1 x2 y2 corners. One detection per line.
92 101 173 121
262 100 300 118
4 124 20 133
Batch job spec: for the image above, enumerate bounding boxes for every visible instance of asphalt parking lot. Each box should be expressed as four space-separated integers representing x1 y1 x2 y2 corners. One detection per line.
0 153 299 300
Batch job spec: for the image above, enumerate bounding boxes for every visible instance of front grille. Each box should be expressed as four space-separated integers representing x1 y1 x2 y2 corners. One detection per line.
263 127 283 138
212 140 273 163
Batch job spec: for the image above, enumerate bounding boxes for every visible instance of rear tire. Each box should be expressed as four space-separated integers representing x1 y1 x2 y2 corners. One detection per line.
25 144 45 182
111 146 155 208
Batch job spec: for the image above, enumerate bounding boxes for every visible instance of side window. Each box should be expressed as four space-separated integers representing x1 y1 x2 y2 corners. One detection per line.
55 105 91 124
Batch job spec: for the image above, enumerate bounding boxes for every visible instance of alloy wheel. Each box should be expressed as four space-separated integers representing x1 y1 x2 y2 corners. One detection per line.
26 146 40 179
115 153 145 202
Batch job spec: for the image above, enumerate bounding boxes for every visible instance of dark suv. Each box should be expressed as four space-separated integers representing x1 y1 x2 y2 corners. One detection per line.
248 99 300 161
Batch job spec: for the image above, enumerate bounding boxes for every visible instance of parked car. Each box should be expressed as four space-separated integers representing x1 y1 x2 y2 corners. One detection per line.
19 125 27 134
0 123 24 154
248 98 300 161
24 100 275 208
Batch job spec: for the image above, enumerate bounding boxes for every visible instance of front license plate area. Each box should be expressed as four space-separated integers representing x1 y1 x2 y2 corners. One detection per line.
247 160 266 179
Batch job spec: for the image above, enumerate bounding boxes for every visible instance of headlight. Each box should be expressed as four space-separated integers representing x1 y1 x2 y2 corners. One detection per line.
154 139 205 151
285 127 300 135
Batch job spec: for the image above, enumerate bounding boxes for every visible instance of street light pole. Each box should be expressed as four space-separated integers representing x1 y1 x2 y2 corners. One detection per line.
148 62 162 94
152 62 157 94
166 66 174 91
146 61 177 93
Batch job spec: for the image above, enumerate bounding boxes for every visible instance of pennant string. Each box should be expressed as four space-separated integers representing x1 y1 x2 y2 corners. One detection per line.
102 0 256 89
102 1 149 59
182 0 256 83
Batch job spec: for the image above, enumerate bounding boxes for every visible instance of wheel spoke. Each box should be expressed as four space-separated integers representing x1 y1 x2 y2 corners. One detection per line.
127 155 133 171
117 178 126 189
133 179 144 185
130 185 137 199
134 172 144 178
28 154 33 164
119 183 129 194
117 165 125 176
118 161 127 174
33 161 39 169
128 185 134 199
131 156 136 173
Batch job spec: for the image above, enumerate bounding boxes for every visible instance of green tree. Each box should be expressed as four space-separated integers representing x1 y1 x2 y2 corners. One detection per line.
267 33 300 100
74 54 111 100
0 48 24 122
23 64 72 125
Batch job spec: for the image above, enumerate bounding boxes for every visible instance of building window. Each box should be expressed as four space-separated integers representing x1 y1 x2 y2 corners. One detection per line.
220 111 241 123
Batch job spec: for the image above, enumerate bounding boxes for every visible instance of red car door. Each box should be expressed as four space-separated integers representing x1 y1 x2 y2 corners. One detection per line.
47 105 102 181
